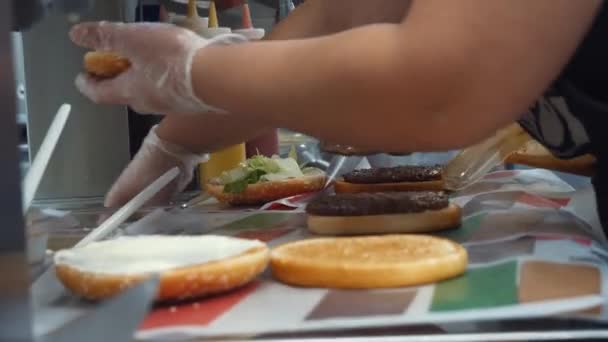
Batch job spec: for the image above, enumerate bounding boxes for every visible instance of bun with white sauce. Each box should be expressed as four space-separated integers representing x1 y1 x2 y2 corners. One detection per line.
54 235 269 302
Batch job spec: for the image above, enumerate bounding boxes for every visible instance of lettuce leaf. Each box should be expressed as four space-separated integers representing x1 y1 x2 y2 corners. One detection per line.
221 155 305 194
246 155 280 174
223 178 248 193
288 145 298 163
223 169 267 193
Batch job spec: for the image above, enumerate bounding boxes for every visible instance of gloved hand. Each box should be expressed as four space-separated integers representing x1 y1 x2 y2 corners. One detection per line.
69 22 246 115
105 125 209 208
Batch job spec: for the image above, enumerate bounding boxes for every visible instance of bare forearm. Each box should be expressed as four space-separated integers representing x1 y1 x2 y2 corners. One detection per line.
268 0 411 39
152 5 318 153
192 0 601 153
194 24 469 152
156 114 273 153
155 0 412 152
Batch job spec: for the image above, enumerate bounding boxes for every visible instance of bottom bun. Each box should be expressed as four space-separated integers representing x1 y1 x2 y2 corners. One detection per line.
334 179 444 193
84 51 130 78
206 173 325 206
506 152 596 177
55 246 269 302
505 140 596 176
308 203 461 235
270 235 468 289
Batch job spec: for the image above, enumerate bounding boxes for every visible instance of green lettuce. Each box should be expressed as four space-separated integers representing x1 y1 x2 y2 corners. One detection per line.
220 155 301 194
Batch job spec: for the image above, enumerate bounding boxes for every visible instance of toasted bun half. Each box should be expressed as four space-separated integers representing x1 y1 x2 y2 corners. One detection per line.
270 235 468 289
505 143 596 177
55 236 269 302
307 203 461 235
206 173 326 206
84 51 131 78
334 178 444 193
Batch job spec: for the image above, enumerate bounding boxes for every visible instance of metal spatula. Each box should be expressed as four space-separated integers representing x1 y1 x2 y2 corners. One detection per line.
443 123 532 191
22 104 71 214
319 123 531 192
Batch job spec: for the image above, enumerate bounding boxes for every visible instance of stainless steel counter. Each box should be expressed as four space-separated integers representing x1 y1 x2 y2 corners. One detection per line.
0 2 32 340
20 0 133 201
31 190 200 252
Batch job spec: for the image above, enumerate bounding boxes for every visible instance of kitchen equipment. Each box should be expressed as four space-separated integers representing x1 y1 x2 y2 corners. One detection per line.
75 167 180 247
443 123 531 190
22 104 71 215
320 123 530 191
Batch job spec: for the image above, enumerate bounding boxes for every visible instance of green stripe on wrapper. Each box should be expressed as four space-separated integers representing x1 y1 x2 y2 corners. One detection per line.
437 212 486 243
430 260 518 312
221 213 293 231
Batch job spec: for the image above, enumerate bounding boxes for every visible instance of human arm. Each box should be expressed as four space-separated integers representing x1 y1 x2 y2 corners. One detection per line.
72 0 601 153
268 0 411 38
193 0 602 152
154 0 412 154
71 0 605 160
102 0 413 206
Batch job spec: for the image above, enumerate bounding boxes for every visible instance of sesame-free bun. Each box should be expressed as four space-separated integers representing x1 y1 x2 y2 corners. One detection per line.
84 51 131 78
307 203 461 236
270 235 468 289
335 165 445 193
54 235 269 302
206 172 326 206
334 178 444 193
505 140 596 176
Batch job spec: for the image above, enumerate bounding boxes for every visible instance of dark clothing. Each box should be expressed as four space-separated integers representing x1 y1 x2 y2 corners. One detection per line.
518 2 608 230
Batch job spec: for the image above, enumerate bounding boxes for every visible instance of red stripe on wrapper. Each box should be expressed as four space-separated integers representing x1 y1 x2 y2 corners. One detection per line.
260 192 317 211
546 197 571 207
536 235 593 246
483 170 517 180
140 281 259 330
263 203 293 211
236 228 293 242
518 193 570 208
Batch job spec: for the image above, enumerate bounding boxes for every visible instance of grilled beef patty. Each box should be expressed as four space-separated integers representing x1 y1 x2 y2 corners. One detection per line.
320 142 379 156
320 142 415 156
342 165 443 184
306 191 449 216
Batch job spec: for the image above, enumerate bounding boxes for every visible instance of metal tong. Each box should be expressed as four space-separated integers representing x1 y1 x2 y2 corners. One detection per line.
443 123 531 190
321 123 532 191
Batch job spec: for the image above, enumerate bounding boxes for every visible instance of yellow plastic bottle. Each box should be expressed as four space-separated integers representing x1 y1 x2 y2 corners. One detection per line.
208 0 218 28
194 1 244 188
199 144 246 186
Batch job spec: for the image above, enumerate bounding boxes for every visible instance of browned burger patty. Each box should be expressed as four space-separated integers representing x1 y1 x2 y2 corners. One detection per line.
320 142 379 156
84 51 131 78
306 191 449 216
320 142 412 156
342 165 443 184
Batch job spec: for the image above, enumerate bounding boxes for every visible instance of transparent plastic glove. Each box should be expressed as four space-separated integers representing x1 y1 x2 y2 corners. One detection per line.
105 125 209 208
69 21 246 115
